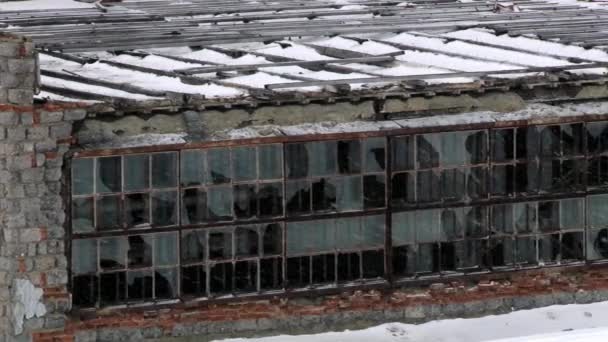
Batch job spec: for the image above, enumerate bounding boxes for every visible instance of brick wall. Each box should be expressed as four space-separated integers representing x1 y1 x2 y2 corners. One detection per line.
0 33 36 105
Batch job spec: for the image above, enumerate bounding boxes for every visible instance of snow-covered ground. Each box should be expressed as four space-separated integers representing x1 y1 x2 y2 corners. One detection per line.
0 0 95 11
215 301 608 342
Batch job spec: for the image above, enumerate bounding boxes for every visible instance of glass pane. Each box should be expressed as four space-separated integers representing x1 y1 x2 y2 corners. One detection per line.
515 236 536 264
72 239 97 274
538 234 559 263
207 149 231 184
235 260 257 292
514 202 537 234
491 204 513 235
539 125 561 157
491 165 514 197
490 238 514 267
96 196 121 230
285 143 309 179
440 208 464 241
210 262 233 295
127 235 153 268
234 184 257 219
441 168 466 202
518 126 538 159
587 156 608 188
391 172 415 207
363 174 385 209
100 272 125 306
181 188 206 224
417 134 440 169
312 178 337 212
127 270 153 301
464 206 487 238
151 191 178 226
466 131 487 164
258 144 283 180
416 243 438 273
310 141 337 176
258 182 283 217
417 170 440 203
125 193 150 228
392 211 415 246
96 156 121 193
152 153 177 188
467 167 487 200
335 217 361 250
364 138 385 172
263 223 282 255
180 150 205 187
538 159 560 193
515 162 538 194
441 132 465 166
72 197 94 233
155 268 177 299
72 158 94 195
392 136 415 171
181 230 205 264
561 158 585 192
235 226 259 258
287 220 335 256
587 229 608 260
562 123 584 156
286 180 310 216
560 198 584 229
587 121 608 155
209 230 232 260
362 215 385 248
588 194 608 228
155 232 178 266
207 186 233 220
491 129 514 162
337 140 361 174
336 176 362 211
124 155 149 191
538 201 559 233
416 209 440 242
99 236 127 270
233 147 257 181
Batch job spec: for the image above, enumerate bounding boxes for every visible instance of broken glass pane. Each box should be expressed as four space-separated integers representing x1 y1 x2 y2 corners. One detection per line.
151 191 177 226
181 230 205 264
392 136 415 171
72 239 97 274
125 193 150 228
391 172 415 207
261 257 283 290
440 242 456 271
235 260 257 292
124 154 149 191
491 129 514 162
155 268 177 299
310 141 337 176
96 156 121 193
180 150 205 187
336 176 362 211
100 272 125 306
263 224 282 255
587 229 608 260
490 238 514 267
561 158 585 192
337 252 360 282
417 170 440 203
588 194 608 228
72 158 94 195
362 250 384 278
587 121 608 155
465 131 487 164
560 198 584 229
538 234 559 263
518 126 539 159
207 186 233 220
210 262 233 294
456 240 485 270
562 123 584 156
99 236 127 270
181 265 207 297
285 143 309 179
441 168 466 202
287 256 310 288
233 147 257 181
207 149 231 184
491 165 514 197
258 182 283 217
152 152 177 189
258 144 283 180
235 226 259 258
72 275 98 307
127 234 153 268
588 156 608 188
312 178 337 212
312 254 335 284
490 204 513 235
538 201 559 233
417 134 440 169
464 206 487 238
416 243 439 273
514 202 537 234
392 245 415 277
539 125 560 157
337 140 361 174
440 208 464 241
392 211 416 246
515 162 538 194
363 174 385 209
515 236 537 265
364 138 386 172
233 184 257 219
209 230 232 260
72 197 94 233
155 232 177 266
127 270 153 301
286 180 310 216
181 188 206 224
562 232 584 261
416 209 440 242
97 196 121 230
467 167 487 200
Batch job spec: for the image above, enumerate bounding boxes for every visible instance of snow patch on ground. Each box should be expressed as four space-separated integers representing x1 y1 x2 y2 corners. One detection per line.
214 301 608 342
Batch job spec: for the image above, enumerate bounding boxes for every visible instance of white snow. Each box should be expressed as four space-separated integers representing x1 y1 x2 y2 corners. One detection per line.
313 37 401 55
256 43 336 61
214 301 608 342
0 0 95 11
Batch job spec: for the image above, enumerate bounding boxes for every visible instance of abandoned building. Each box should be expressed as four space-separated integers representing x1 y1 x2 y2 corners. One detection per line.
3 0 608 340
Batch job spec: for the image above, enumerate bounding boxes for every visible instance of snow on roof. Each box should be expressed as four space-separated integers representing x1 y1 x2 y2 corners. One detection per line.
3 0 607 106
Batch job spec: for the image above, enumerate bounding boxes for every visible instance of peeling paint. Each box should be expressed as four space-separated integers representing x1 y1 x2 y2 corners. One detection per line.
11 279 46 335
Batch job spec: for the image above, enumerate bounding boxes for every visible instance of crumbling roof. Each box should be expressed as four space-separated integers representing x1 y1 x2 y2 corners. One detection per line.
3 0 608 108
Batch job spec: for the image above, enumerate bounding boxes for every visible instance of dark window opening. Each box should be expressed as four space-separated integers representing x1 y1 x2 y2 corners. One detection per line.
312 254 335 284
392 246 415 277
260 258 283 290
338 140 361 174
338 252 360 282
182 265 206 297
210 262 234 295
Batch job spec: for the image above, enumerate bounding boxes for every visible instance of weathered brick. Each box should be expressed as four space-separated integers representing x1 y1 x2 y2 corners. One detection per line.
40 111 64 124
64 109 87 121
7 88 33 105
26 126 49 140
0 112 17 126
